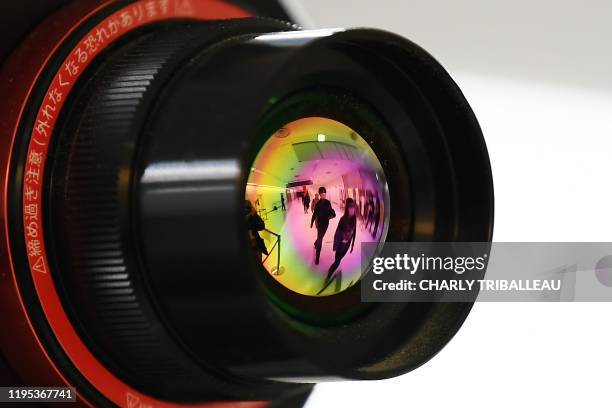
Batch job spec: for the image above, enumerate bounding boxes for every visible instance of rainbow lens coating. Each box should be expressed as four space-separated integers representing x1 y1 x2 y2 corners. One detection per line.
245 117 389 296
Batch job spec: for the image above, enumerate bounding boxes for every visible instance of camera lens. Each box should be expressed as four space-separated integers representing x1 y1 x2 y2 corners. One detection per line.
246 115 390 296
1 1 493 405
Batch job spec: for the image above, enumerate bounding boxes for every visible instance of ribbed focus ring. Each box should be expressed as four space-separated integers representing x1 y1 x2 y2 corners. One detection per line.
50 28 208 392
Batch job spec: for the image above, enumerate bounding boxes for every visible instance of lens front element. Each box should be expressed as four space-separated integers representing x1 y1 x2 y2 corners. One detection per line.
246 117 389 296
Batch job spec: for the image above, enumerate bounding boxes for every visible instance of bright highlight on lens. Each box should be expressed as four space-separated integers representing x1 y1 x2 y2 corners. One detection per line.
245 117 389 296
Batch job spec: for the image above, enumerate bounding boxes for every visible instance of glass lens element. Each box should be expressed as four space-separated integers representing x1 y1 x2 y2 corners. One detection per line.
245 117 389 296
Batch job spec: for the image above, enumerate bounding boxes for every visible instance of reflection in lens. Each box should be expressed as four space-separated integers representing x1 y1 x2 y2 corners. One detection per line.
245 117 389 296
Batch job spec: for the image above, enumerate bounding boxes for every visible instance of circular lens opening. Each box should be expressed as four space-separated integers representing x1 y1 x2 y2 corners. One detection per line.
245 117 389 296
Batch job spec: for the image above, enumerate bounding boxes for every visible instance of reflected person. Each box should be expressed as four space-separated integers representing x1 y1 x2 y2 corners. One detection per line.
245 200 268 259
325 197 357 283
310 186 335 265
311 192 320 213
302 191 311 214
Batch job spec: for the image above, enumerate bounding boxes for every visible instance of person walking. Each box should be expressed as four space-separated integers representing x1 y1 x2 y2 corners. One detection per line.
310 193 320 213
371 193 381 238
365 192 374 232
319 197 357 294
280 193 286 211
310 186 335 264
302 191 311 214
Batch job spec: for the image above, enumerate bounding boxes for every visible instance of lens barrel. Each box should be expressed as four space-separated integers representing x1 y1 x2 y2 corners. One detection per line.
3 3 493 405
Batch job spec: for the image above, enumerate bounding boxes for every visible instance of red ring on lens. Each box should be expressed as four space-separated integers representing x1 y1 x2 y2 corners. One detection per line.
0 1 268 406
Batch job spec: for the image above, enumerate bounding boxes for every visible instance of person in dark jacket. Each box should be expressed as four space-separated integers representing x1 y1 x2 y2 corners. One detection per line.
310 193 320 213
371 193 381 238
325 197 357 284
365 192 375 232
245 200 268 259
310 186 335 264
302 191 311 214
280 193 286 211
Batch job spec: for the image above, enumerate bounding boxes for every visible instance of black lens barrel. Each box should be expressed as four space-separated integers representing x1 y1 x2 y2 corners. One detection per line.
45 18 493 403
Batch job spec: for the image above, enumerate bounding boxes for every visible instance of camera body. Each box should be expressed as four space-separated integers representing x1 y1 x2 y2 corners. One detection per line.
0 1 493 407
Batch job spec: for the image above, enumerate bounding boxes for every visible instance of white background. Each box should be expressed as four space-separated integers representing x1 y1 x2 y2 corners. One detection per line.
283 1 612 407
